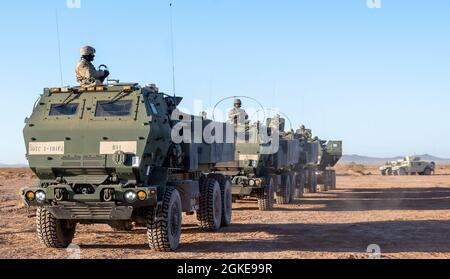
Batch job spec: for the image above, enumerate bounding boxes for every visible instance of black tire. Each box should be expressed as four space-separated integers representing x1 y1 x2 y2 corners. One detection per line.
257 177 274 211
276 175 291 205
289 174 296 203
147 187 182 252
331 170 337 190
197 178 222 231
294 172 305 198
217 176 233 227
109 221 134 232
36 207 76 248
424 168 432 176
309 170 318 193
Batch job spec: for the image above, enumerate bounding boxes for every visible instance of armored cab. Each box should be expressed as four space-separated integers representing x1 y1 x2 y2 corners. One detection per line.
214 117 300 211
21 83 234 251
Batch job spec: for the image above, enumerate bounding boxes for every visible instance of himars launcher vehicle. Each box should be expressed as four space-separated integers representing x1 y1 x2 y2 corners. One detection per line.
214 117 300 211
21 83 235 251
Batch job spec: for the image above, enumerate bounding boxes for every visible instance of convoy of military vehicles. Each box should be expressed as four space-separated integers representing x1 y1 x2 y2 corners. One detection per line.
19 81 344 251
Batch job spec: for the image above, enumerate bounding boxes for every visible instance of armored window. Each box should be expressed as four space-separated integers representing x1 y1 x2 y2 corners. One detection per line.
149 103 158 115
49 104 79 116
95 101 133 117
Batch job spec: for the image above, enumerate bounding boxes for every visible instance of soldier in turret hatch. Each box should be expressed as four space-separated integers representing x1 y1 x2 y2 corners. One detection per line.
75 46 110 87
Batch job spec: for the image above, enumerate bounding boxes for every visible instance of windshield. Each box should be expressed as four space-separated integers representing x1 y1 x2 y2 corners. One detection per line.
49 104 79 116
95 100 133 117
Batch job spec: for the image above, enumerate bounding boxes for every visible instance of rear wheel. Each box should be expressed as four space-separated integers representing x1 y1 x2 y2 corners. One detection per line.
309 170 318 193
257 177 274 211
197 178 222 231
289 174 296 203
331 170 337 190
36 207 76 248
424 168 432 176
147 187 182 252
294 172 305 198
276 175 291 204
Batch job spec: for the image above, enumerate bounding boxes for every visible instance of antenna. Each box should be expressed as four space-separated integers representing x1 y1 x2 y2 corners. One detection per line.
55 9 64 87
169 1 176 97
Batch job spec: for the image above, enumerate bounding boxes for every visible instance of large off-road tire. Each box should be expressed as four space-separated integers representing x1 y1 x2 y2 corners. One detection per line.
197 178 222 231
309 170 318 193
331 170 337 190
36 207 76 248
423 168 432 176
294 172 305 198
289 174 296 203
257 177 274 211
147 187 182 252
209 174 233 227
276 175 291 205
109 221 134 232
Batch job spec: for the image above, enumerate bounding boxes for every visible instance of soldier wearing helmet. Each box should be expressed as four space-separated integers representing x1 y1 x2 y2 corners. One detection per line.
228 98 249 125
297 124 312 139
75 46 110 87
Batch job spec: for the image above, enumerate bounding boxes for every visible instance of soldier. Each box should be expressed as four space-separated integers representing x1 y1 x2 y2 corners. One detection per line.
297 125 312 139
228 99 249 125
75 46 110 87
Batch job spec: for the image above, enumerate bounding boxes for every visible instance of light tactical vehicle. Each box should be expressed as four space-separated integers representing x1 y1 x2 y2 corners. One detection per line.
380 156 435 176
215 117 300 211
21 83 234 251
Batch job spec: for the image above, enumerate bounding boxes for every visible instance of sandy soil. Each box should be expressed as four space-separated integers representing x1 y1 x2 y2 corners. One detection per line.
1 166 450 259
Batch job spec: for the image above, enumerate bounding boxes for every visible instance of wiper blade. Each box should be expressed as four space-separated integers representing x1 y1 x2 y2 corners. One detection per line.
108 91 131 104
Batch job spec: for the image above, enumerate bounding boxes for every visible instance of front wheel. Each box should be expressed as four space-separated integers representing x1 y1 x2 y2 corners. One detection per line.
294 172 305 199
147 187 182 252
197 178 222 231
36 207 76 248
276 175 291 205
257 178 274 211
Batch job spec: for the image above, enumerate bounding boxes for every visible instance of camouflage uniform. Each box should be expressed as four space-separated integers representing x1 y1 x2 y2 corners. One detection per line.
228 99 248 125
75 46 108 87
228 107 248 125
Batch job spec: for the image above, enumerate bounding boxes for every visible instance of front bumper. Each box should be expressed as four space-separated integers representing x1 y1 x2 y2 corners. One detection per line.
21 185 158 220
46 202 133 220
232 184 264 196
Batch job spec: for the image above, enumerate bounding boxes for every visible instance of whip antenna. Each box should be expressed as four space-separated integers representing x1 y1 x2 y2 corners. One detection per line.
169 1 176 97
55 9 64 86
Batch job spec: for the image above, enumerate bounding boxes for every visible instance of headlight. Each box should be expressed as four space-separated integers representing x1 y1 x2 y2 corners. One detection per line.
248 179 255 186
255 179 262 186
35 191 46 203
124 191 137 203
25 191 35 201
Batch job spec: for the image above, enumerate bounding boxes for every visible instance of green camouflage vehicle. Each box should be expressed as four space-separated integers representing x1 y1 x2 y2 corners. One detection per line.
380 156 435 176
291 129 342 196
214 117 300 211
21 83 234 251
315 139 342 192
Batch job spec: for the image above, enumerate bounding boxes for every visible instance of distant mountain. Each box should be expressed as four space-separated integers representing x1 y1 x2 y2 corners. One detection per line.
340 154 450 165
0 163 28 168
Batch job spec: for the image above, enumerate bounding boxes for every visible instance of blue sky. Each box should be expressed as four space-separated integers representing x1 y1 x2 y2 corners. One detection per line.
0 0 449 164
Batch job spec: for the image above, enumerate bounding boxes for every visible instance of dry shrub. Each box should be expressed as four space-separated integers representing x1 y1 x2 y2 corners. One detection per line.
347 162 368 175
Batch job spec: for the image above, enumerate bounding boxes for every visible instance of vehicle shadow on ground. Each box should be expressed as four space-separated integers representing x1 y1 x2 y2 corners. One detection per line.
298 187 450 211
234 187 450 212
180 220 450 254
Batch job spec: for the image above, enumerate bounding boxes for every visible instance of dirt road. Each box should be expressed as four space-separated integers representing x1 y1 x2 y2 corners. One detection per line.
1 167 449 259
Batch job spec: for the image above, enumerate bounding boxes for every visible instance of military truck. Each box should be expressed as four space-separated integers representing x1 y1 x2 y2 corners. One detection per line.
315 140 342 192
214 116 300 211
380 156 435 176
20 83 235 251
291 128 342 196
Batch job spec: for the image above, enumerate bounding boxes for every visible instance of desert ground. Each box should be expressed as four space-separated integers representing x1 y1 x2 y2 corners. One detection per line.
1 165 450 259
